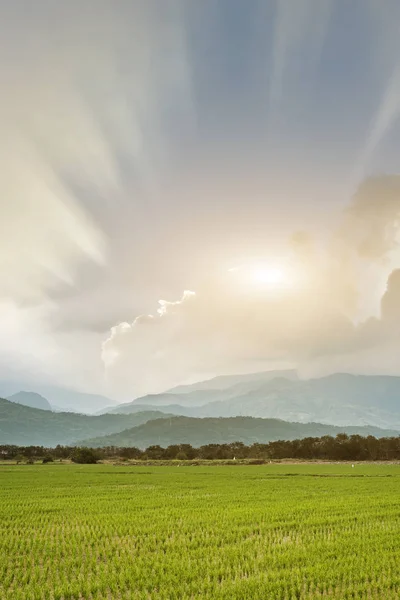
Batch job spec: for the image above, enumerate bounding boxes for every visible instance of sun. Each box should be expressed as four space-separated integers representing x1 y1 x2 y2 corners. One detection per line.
228 262 293 292
252 266 286 287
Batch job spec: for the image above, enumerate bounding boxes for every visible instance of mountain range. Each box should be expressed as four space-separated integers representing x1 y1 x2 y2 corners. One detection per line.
0 396 397 448
105 372 400 430
2 370 400 448
0 398 170 446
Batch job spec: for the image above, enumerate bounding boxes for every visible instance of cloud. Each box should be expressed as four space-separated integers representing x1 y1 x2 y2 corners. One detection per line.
0 2 196 388
337 176 400 261
101 269 356 397
381 269 400 325
103 175 400 398
102 266 400 398
2 2 400 397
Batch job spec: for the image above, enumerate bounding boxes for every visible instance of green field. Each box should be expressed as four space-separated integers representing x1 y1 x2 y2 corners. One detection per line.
1 464 400 599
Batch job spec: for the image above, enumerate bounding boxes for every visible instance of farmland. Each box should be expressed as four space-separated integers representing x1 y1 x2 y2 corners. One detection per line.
1 464 400 599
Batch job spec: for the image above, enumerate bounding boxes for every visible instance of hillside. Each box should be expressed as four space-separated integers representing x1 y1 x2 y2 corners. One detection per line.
79 416 399 449
107 373 400 429
7 391 52 411
0 398 170 446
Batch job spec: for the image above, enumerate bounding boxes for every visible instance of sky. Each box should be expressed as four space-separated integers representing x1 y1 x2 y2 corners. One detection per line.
1 0 400 400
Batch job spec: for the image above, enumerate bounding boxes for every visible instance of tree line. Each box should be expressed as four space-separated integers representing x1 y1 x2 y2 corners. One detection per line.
1 433 400 463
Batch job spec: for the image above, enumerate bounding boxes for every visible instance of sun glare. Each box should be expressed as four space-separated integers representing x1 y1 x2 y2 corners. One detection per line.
252 266 286 287
229 263 293 292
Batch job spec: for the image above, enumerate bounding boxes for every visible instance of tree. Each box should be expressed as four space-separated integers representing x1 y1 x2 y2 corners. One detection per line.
120 447 142 460
146 445 165 460
179 444 197 460
164 445 181 459
71 447 99 464
165 444 197 460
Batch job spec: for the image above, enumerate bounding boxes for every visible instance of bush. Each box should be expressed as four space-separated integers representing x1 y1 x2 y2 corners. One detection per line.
42 455 54 464
71 448 99 464
176 451 188 460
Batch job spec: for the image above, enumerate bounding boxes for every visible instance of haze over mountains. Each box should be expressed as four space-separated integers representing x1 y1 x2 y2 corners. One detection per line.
0 381 116 414
168 370 299 394
0 398 170 446
105 371 400 430
1 396 397 448
1 370 400 449
7 391 52 412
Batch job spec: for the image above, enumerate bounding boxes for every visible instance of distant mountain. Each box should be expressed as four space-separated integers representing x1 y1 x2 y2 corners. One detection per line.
0 381 116 414
105 370 299 413
5 371 400 447
98 403 192 416
35 386 118 414
201 373 400 429
79 416 399 449
7 391 52 411
102 388 241 413
0 398 171 446
105 372 400 429
168 369 298 394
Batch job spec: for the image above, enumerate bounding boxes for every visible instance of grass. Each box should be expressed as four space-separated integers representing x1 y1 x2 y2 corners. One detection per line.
1 463 400 599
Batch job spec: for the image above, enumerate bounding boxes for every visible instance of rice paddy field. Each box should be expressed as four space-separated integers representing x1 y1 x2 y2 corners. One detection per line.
1 463 400 599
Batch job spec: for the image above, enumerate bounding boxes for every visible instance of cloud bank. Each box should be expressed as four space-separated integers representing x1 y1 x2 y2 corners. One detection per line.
103 176 400 398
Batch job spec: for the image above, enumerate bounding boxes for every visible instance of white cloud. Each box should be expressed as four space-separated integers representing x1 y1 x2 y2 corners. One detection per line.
103 176 400 398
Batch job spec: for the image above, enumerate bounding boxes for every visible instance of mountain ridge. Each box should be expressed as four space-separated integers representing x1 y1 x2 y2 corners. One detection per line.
79 415 399 449
0 398 171 446
167 369 299 394
105 372 400 429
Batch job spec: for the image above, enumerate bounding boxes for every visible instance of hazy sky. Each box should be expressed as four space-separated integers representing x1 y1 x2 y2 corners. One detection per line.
1 1 400 399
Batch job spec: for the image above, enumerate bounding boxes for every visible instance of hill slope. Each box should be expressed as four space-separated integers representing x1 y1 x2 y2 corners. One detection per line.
79 416 399 449
0 398 171 446
7 391 52 411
